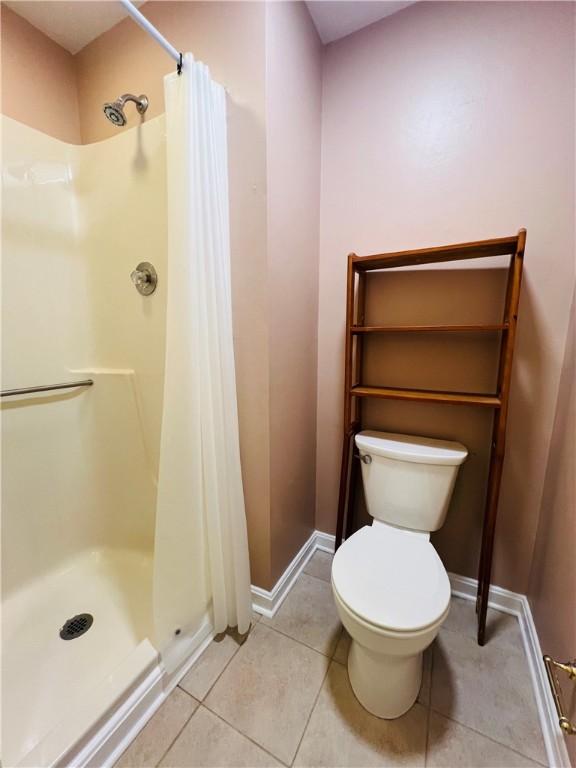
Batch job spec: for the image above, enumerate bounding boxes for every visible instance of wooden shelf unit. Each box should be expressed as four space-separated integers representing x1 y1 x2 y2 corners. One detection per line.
336 229 526 646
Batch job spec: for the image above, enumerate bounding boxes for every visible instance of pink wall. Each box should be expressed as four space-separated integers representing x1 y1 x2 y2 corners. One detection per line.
316 1 575 594
0 4 80 144
528 290 576 766
265 1 322 583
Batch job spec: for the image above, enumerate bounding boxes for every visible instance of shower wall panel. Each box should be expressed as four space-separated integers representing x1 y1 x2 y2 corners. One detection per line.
1 116 167 599
2 118 91 596
76 115 168 484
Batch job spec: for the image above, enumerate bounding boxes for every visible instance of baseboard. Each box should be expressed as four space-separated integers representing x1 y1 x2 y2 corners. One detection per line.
315 531 336 553
74 657 165 768
67 617 214 768
449 573 570 768
251 530 335 619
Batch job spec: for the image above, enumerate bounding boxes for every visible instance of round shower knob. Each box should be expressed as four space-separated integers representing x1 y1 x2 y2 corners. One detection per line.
131 262 158 295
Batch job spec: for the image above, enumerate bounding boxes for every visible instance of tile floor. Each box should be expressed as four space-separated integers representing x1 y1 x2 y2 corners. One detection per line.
114 551 547 768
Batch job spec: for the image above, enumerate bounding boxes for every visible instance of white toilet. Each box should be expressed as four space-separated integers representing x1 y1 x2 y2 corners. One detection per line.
331 430 468 719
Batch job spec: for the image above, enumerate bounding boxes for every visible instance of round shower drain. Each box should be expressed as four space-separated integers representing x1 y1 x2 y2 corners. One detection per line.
59 613 93 640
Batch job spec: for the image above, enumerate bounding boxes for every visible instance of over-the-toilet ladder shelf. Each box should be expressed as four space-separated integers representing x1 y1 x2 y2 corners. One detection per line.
335 229 526 646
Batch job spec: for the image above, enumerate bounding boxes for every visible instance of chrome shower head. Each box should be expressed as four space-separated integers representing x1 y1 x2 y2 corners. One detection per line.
103 93 149 127
103 101 127 126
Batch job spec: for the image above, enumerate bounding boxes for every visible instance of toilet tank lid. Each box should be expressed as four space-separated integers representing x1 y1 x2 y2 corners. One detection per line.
355 431 468 466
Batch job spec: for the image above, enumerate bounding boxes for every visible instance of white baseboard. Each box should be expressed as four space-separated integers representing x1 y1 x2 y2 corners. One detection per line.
315 531 336 553
64 617 214 768
251 530 335 619
74 658 165 768
449 573 570 768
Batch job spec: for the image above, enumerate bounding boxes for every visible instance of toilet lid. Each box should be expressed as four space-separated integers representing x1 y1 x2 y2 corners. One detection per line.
332 525 450 632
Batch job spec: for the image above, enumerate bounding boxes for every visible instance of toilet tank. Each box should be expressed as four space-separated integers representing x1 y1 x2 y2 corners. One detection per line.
355 431 468 532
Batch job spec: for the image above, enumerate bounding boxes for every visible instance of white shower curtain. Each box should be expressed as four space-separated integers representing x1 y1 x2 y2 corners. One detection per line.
154 54 251 670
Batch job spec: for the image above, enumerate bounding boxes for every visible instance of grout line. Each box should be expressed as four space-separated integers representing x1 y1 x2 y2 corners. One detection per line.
441 620 529 654
177 686 198 703
164 630 288 766
289 659 332 766
428 704 548 766
300 570 332 585
432 618 548 765
440 610 527 653
153 701 199 767
201 703 291 767
260 621 339 661
174 621 331 765
178 629 246 703
196 621 332 767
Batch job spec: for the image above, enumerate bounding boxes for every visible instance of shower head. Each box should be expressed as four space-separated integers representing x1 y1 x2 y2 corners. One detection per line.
103 93 149 127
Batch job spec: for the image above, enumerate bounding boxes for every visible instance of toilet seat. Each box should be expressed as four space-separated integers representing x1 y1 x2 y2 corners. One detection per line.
332 523 450 633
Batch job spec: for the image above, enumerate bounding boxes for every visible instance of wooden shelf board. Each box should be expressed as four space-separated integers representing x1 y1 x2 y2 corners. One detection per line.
351 235 519 271
350 385 502 408
350 324 509 334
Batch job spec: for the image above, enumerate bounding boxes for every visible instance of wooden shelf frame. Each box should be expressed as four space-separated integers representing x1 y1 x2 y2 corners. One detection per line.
336 230 526 646
350 385 502 408
350 323 509 334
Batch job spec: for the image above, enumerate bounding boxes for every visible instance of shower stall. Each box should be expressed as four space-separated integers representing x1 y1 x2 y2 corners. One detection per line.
1 111 169 768
1 10 251 765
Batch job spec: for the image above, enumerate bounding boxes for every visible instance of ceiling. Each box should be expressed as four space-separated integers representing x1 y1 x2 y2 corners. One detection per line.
5 0 415 55
306 1 415 44
4 1 144 55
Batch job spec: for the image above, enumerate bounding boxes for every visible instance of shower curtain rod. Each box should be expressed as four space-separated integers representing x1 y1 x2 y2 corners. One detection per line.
119 0 183 73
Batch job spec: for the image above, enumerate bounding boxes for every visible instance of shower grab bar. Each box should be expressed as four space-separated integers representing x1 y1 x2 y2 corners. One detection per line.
0 379 94 398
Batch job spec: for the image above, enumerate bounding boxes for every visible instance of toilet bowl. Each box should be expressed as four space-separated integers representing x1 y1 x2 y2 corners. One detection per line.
331 431 467 719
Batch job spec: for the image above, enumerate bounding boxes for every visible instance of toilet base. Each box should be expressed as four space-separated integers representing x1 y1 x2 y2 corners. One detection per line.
348 640 422 719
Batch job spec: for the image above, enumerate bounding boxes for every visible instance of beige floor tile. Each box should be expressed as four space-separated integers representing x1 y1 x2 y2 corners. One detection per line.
160 706 281 767
114 688 198 768
204 623 328 765
431 629 546 764
427 711 542 767
444 597 522 650
261 573 341 656
303 550 333 582
179 634 240 700
333 628 351 665
295 661 427 767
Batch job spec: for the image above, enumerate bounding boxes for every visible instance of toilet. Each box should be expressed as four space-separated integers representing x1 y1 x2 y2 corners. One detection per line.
331 430 468 719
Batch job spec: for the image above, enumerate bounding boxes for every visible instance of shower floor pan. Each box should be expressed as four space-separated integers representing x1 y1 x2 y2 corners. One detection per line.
2 547 157 767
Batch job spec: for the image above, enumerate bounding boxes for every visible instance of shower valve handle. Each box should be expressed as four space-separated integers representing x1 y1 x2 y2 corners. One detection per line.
131 268 150 286
131 262 158 296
